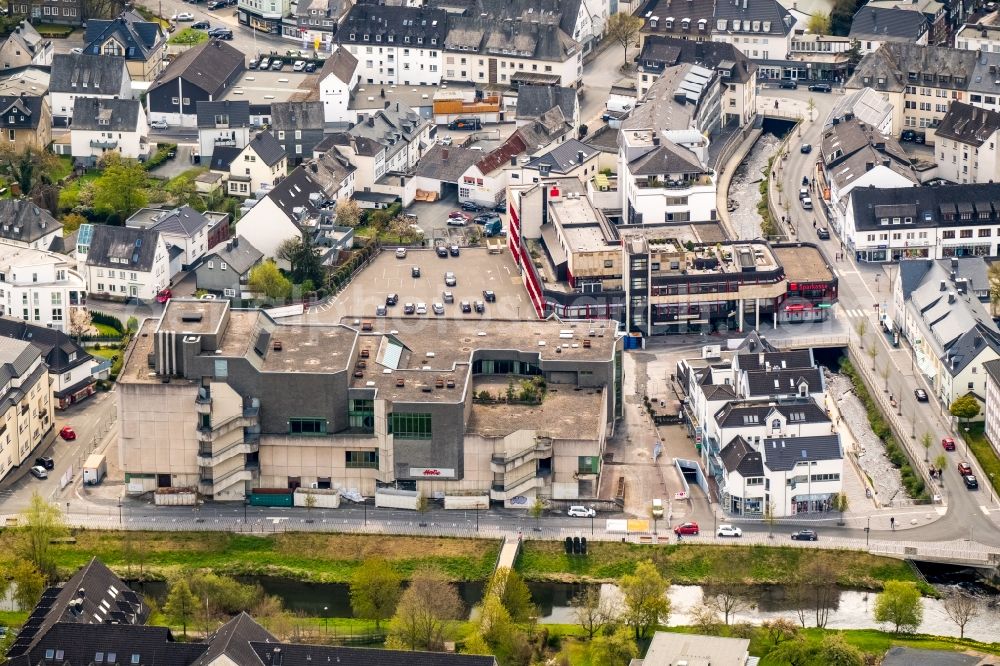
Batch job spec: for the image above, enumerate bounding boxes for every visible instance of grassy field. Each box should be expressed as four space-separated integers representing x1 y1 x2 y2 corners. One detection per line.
518 541 925 590
0 531 501 583
168 28 208 45
51 156 74 182
964 424 1000 496
88 346 122 361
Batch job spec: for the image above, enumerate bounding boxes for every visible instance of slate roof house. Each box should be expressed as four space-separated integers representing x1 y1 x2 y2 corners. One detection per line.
515 84 579 128
82 10 166 82
195 236 264 299
83 224 171 301
147 40 245 129
849 5 930 53
0 199 62 250
289 0 352 49
0 93 50 151
48 53 132 126
126 205 231 272
0 318 99 408
197 99 253 159
934 101 1000 184
226 130 287 197
6 558 498 666
270 100 325 164
318 46 360 123
70 97 149 166
0 21 52 69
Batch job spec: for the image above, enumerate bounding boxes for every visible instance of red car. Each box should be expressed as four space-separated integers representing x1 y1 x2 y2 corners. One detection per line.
673 522 700 536
59 426 76 441
942 437 956 451
958 462 973 475
156 288 172 304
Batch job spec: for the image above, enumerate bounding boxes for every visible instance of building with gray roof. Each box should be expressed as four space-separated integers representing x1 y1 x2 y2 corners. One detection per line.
82 10 165 82
70 97 149 166
849 6 930 48
637 632 751 666
270 101 325 164
49 53 131 125
0 199 62 251
935 101 1000 184
147 40 245 129
515 85 578 126
195 236 263 299
0 335 51 483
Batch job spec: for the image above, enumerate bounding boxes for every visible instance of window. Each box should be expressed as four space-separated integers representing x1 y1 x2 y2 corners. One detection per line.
389 413 431 439
289 417 326 435
942 230 955 239
345 450 379 468
604 259 614 268
578 456 600 474
348 398 374 431
220 262 227 270
208 261 214 269
960 229 973 238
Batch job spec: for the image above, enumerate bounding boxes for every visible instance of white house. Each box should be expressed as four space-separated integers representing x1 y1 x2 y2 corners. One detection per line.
235 166 328 264
0 337 53 484
0 200 62 252
70 97 149 167
336 5 447 86
0 318 100 409
318 46 359 124
227 131 287 198
48 53 132 125
196 100 253 160
934 102 1000 185
707 399 833 454
126 205 231 272
84 224 171 301
984 358 1000 450
711 0 798 66
0 22 52 69
849 6 930 55
0 244 87 333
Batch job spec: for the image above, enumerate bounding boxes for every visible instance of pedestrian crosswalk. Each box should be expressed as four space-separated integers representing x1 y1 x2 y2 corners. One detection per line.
840 308 870 319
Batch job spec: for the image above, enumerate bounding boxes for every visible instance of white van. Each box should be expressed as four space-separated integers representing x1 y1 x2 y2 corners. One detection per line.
651 498 664 518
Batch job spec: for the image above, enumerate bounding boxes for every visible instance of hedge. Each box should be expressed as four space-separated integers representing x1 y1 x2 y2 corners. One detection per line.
144 143 178 171
90 311 125 335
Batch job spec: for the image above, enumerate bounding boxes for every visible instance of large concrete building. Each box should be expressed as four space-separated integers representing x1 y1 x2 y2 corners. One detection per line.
118 299 621 504
0 337 54 484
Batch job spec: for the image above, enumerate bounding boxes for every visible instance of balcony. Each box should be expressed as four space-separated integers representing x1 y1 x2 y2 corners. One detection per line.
90 139 119 149
214 137 237 146
634 174 713 190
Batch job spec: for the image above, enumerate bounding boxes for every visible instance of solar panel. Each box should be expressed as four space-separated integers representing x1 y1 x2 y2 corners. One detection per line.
253 329 271 357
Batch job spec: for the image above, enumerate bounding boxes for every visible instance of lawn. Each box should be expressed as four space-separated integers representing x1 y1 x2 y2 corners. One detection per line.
32 23 75 37
518 542 925 591
168 28 208 45
964 423 1000 496
88 346 121 361
51 156 74 182
58 170 101 212
92 323 123 339
0 531 501 583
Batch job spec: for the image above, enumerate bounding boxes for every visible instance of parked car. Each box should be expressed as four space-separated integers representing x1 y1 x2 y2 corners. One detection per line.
914 131 926 144
964 474 979 489
59 426 76 441
567 505 596 518
447 217 467 227
155 288 172 303
777 79 798 89
460 300 472 313
207 0 225 8
474 300 485 313
900 130 916 142
293 60 307 71
271 60 284 71
483 290 496 302
942 436 956 451
808 83 832 93
191 20 210 29
449 244 460 256
258 57 271 69
958 461 973 475
411 266 421 278
29 466 48 480
448 118 481 130
791 530 818 541
800 143 812 154
209 28 233 39
375 305 387 317
415 303 427 315
460 201 480 212
304 62 317 73
403 303 415 315
914 388 928 401
816 227 830 240
35 456 54 470
799 188 809 200
386 293 398 306
150 119 169 130
432 302 445 315
673 522 700 535
801 196 813 210
444 272 457 287
248 57 260 69
439 136 453 146
395 247 407 259
802 176 810 186
441 291 454 304
172 11 194 20
717 524 742 537
436 245 448 258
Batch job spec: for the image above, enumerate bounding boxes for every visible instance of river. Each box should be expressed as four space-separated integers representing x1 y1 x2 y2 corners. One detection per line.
727 133 784 241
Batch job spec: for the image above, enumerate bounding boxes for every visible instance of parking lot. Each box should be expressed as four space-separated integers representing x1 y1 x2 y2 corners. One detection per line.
405 191 507 243
309 247 529 322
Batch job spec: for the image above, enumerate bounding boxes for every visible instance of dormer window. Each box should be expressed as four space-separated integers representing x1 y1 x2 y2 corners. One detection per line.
404 35 410 43
349 32 355 40
650 18 658 28
665 18 673 29
363 34 369 41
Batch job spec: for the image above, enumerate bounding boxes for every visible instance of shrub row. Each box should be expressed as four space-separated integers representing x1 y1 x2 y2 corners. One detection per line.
144 143 178 172
90 311 125 335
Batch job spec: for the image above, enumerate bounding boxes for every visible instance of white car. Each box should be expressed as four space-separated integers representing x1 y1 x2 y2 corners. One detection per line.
150 119 169 130
716 524 743 538
293 60 307 71
415 302 427 315
172 11 194 21
567 505 596 518
395 247 407 259
29 465 48 479
432 302 445 315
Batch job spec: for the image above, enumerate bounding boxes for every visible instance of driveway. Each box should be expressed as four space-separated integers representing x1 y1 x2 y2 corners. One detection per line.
148 144 199 180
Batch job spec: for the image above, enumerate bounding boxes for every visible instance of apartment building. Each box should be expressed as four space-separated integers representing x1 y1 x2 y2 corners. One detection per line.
196 100 252 160
711 0 798 63
48 53 131 126
849 6 930 54
237 0 290 33
0 319 99 409
934 101 1000 184
125 205 230 272
955 15 1000 52
845 182 1000 261
983 358 1000 449
0 244 86 332
117 298 621 504
0 199 62 252
70 97 149 167
0 337 52 484
867 0 946 44
83 224 171 301
335 5 448 86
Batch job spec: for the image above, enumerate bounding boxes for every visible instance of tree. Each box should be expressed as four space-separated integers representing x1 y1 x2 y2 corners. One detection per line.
942 590 980 639
934 453 947 475
606 13 643 67
949 394 981 428
817 634 864 666
0 145 60 198
572 586 616 640
18 493 67 581
619 560 670 640
387 215 421 243
830 0 858 35
807 97 816 122
529 497 544 531
11 559 45 611
487 567 534 623
277 235 325 287
92 153 149 219
790 557 839 628
386 568 463 651
304 491 317 512
61 212 87 235
867 344 879 371
761 618 799 648
474 595 531 666
336 198 362 227
164 579 198 637
350 557 403 632
989 261 1000 316
921 432 932 462
126 316 139 334
806 12 831 35
855 320 867 348
764 500 777 538
590 626 639 666
873 580 923 634
880 364 890 392
846 39 863 65
247 260 292 301
832 492 849 525
703 578 753 625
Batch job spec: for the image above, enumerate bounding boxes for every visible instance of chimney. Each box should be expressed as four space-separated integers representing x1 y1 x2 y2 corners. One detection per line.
226 241 232 251
442 148 449 160
368 116 375 127
233 236 239 247
940 279 946 291
384 100 390 109
948 291 957 304
653 135 661 146
577 150 585 164
510 156 517 166
865 161 874 171
539 163 551 177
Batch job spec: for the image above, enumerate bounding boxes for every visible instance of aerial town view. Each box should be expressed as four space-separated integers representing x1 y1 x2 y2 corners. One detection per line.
2 0 1000 663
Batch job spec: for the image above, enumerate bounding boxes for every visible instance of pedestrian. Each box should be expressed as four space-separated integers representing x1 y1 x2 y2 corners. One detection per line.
890 516 895 530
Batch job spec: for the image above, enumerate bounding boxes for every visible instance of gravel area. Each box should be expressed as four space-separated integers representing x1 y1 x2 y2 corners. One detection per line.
826 370 905 503
728 133 782 240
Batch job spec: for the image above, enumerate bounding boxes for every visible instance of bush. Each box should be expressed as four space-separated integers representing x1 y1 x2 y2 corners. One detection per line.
91 311 125 335
145 143 178 171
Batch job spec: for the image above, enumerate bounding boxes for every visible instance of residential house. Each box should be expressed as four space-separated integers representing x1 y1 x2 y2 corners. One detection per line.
0 243 87 332
955 15 1000 52
7 558 499 666
197 100 252 160
49 53 131 126
285 0 352 48
0 337 52 484
270 101 325 164
983 358 1000 450
506 138 601 187
7 0 82 26
195 236 263 299
319 46 360 123
226 131 287 198
0 199 61 251
0 319 98 408
336 5 449 86
82 10 166 83
237 0 289 33
849 6 930 54
868 0 947 45
515 85 579 129
412 144 483 202
638 0 715 45
0 94 50 151
443 15 582 87
0 22 51 69
845 182 1000 261
70 97 149 167
308 145 357 205
890 257 1000 413
711 0 798 69
819 115 918 228
638 633 751 666
84 224 171 301
824 87 894 135
934 101 1000 184
147 40 245 129
636 36 757 127
786 33 856 83
708 396 832 458
126 205 230 273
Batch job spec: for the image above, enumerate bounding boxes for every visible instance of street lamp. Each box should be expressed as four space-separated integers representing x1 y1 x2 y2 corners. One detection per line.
118 500 123 526
475 505 480 532
323 606 329 635
243 499 248 524
363 500 368 526
866 516 870 547
590 505 595 536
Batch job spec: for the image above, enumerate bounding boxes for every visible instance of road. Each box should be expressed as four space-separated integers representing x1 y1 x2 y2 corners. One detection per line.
765 85 1000 546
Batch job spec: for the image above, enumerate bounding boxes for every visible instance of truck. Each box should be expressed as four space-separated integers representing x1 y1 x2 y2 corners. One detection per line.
83 454 107 485
483 218 502 237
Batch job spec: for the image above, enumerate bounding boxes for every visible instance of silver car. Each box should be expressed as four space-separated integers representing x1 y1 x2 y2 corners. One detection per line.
415 302 428 315
432 302 445 315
